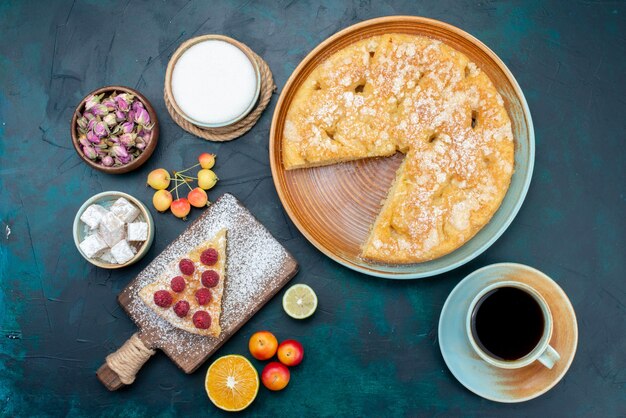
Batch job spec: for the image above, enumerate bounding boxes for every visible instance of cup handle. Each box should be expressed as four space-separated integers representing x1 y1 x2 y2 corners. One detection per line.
537 344 560 369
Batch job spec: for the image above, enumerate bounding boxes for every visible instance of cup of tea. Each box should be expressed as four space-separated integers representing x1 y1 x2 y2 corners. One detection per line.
465 281 560 369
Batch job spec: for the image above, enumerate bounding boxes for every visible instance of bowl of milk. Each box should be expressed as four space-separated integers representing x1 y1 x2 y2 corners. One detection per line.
166 35 261 128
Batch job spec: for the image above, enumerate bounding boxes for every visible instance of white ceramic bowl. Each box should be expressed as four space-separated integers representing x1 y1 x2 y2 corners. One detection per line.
166 35 261 128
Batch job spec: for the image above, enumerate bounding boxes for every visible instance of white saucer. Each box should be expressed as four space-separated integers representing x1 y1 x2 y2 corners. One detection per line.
438 263 578 403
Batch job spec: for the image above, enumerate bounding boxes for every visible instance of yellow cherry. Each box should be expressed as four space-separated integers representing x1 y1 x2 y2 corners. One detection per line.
197 169 218 190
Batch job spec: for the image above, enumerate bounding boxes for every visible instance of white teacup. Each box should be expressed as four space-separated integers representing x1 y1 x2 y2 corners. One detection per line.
465 281 560 369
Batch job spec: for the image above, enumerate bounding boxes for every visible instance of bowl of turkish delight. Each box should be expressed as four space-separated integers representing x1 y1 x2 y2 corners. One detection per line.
73 191 154 268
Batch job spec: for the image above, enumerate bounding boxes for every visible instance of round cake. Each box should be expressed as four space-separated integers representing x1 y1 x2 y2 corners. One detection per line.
282 34 515 264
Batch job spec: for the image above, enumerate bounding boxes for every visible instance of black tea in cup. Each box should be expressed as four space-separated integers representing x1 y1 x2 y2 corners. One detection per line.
470 286 545 361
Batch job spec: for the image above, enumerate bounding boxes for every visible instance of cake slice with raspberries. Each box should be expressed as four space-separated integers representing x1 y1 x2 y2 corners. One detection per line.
138 228 227 337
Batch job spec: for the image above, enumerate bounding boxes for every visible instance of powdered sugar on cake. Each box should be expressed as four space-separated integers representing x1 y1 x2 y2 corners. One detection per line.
126 194 293 356
283 34 515 263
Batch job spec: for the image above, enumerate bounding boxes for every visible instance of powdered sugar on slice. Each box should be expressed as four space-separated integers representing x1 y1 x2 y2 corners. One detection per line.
125 194 295 359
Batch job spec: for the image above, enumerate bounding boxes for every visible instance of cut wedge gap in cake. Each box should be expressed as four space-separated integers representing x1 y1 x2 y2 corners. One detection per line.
361 157 411 263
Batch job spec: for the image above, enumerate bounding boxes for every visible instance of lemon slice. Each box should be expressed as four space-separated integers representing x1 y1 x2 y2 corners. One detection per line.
282 284 317 319
205 355 259 411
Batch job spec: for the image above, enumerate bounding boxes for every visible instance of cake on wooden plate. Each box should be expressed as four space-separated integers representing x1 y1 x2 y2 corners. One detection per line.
139 228 227 337
283 34 515 264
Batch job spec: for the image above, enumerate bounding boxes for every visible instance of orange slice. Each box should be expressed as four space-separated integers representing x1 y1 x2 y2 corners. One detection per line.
205 355 259 411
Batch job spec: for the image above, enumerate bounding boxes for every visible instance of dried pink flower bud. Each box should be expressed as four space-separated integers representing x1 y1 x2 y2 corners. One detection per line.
115 94 130 111
134 108 150 126
111 144 129 159
87 118 97 131
91 104 109 116
93 121 108 137
77 116 89 130
132 101 144 112
115 110 126 121
121 121 134 133
84 93 103 110
103 113 117 126
102 98 116 111
119 133 136 147
82 145 97 160
101 155 114 166
87 131 100 143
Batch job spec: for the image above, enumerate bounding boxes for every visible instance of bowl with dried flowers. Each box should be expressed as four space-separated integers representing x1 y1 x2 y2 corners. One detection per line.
71 86 159 174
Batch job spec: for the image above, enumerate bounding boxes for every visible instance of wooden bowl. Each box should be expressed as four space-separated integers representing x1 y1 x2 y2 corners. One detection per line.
73 191 155 269
164 34 261 128
71 86 159 174
269 16 535 279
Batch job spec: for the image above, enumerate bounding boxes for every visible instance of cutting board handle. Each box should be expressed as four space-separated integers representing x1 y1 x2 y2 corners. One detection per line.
96 332 156 391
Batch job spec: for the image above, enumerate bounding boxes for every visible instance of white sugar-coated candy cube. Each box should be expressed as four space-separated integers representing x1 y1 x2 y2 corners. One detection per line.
98 212 125 247
99 249 117 264
110 240 135 264
100 211 124 230
80 204 108 229
127 222 148 242
79 234 108 259
110 197 140 223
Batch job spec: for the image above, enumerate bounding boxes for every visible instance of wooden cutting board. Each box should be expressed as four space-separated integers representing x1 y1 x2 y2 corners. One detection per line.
97 193 298 390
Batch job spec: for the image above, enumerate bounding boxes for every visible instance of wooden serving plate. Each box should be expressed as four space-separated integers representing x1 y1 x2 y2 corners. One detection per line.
97 194 298 390
269 16 535 279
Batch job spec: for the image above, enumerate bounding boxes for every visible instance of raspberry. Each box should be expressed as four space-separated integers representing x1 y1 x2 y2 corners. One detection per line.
195 288 212 305
153 290 173 308
179 258 195 275
170 276 186 293
173 300 190 318
193 310 211 329
200 248 218 266
201 270 220 288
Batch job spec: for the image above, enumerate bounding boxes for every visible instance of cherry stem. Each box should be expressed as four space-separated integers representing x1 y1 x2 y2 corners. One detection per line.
178 174 198 180
169 181 185 196
176 173 193 191
176 163 200 175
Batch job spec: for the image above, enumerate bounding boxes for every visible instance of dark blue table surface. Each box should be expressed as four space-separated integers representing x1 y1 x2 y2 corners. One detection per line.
1 1 624 416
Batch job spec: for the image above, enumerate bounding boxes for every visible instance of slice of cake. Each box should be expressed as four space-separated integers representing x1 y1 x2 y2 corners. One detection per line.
138 229 227 337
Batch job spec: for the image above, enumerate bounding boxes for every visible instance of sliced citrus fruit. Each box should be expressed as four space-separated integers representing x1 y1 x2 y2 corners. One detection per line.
205 354 259 412
282 284 318 319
